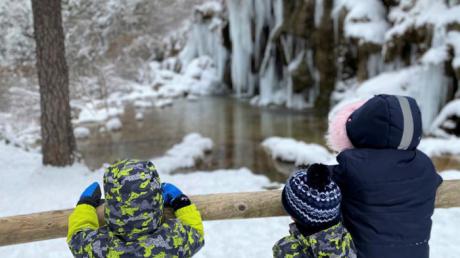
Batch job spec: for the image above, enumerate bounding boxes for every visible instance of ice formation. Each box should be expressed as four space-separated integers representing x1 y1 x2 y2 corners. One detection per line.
180 1 229 84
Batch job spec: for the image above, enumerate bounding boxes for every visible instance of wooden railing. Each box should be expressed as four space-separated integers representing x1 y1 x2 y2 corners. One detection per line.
0 180 459 246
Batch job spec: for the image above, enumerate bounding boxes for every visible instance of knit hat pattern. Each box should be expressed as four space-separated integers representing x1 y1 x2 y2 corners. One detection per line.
282 164 342 227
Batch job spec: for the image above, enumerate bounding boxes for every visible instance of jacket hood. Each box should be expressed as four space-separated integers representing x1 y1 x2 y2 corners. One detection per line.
103 159 163 240
346 94 422 150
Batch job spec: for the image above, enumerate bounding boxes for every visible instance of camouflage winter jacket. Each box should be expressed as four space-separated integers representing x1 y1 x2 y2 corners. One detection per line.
273 222 356 258
67 160 204 258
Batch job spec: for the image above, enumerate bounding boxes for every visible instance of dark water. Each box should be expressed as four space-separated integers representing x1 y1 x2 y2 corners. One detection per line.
77 97 327 182
76 96 460 182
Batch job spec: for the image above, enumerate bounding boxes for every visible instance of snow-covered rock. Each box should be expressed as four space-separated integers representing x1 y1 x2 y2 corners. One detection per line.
153 133 213 174
77 104 124 124
105 117 122 132
262 137 335 166
73 127 90 139
333 0 390 44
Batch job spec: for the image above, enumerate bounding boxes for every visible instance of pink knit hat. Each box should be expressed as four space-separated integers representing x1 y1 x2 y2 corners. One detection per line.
326 99 368 152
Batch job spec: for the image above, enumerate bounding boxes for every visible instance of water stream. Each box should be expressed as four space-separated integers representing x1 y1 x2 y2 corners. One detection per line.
77 97 327 182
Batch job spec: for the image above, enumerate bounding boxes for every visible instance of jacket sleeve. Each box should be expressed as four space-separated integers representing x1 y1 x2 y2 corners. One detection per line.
67 204 99 255
173 204 205 256
175 204 204 236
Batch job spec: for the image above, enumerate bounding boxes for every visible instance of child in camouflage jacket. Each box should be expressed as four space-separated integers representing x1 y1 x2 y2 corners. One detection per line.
273 164 356 258
67 159 204 258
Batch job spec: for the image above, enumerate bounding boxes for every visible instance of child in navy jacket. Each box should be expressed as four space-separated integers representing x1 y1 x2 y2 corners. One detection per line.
326 94 442 258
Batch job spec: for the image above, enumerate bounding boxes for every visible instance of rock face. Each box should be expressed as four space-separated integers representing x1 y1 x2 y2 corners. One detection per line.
183 0 460 125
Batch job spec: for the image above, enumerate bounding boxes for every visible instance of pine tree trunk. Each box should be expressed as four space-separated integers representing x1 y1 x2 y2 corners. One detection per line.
31 0 76 166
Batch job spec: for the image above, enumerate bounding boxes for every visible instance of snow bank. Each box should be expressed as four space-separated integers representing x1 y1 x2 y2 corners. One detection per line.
440 170 460 181
76 104 124 124
73 127 90 140
153 133 213 174
0 113 40 149
419 137 460 157
262 137 335 165
0 143 103 217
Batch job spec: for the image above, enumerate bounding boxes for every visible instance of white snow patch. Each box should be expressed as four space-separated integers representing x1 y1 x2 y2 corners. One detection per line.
73 127 90 139
262 137 335 165
153 133 213 174
135 112 144 121
430 207 460 258
440 170 460 180
421 46 449 65
105 117 122 132
77 104 124 124
154 99 173 108
419 137 460 157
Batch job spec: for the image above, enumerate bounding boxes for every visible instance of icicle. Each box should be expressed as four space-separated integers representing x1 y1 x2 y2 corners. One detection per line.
227 0 255 97
416 64 449 132
315 0 324 27
179 2 228 83
366 53 384 79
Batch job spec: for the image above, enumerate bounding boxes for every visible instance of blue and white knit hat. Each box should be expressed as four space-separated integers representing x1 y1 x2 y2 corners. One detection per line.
282 163 341 228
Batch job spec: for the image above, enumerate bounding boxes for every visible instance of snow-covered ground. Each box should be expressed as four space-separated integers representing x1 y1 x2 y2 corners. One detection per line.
1 134 460 258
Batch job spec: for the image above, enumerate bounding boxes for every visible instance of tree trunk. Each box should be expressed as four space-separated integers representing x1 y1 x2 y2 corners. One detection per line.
31 0 76 166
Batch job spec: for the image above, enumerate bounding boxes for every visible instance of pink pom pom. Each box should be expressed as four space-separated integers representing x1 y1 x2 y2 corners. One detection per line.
326 100 367 152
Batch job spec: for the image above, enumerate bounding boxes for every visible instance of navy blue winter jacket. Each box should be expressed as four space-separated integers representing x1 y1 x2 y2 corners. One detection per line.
331 95 442 258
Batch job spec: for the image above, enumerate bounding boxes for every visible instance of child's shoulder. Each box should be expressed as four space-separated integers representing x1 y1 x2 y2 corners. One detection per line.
273 234 304 257
274 234 300 247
